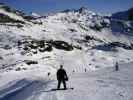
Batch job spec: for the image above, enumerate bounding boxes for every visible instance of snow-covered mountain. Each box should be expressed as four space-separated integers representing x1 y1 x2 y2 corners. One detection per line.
111 7 133 34
0 4 133 73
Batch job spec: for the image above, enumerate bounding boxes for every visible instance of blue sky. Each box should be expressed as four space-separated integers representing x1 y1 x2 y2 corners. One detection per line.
1 0 133 14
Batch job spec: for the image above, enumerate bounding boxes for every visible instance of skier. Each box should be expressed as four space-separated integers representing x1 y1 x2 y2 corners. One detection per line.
115 62 119 71
47 72 50 76
56 65 68 90
85 68 87 72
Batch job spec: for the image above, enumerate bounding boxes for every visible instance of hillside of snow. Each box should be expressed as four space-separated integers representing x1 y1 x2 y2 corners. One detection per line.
0 5 133 72
0 4 133 100
111 7 133 34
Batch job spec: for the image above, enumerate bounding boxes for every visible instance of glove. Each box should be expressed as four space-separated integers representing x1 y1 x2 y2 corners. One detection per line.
65 76 68 81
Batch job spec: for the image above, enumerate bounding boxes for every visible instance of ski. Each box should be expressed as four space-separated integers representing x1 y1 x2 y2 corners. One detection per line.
51 88 74 91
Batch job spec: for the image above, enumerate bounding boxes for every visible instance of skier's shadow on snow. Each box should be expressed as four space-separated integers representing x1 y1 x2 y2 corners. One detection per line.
34 88 74 94
33 89 62 94
39 89 59 92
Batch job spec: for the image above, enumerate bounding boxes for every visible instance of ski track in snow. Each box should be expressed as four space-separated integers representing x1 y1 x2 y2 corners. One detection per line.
0 79 54 100
0 62 133 100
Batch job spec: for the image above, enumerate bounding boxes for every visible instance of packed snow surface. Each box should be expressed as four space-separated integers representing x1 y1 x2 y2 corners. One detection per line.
0 62 133 100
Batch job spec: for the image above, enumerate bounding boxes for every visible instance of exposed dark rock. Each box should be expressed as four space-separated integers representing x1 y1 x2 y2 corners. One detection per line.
79 24 89 31
95 66 100 68
50 40 73 51
0 56 3 60
128 8 133 21
23 15 36 20
15 67 27 71
78 7 88 14
71 19 78 23
4 45 12 50
0 13 23 23
25 60 38 65
32 50 37 54
89 24 102 31
44 44 53 52
23 46 30 51
85 35 94 40
38 40 45 48
93 42 133 51
69 28 77 32
28 44 38 49
15 67 21 71
84 35 103 43
73 45 82 50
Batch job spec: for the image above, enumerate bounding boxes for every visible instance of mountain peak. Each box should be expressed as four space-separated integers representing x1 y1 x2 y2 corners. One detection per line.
78 6 88 13
31 12 41 18
61 7 95 15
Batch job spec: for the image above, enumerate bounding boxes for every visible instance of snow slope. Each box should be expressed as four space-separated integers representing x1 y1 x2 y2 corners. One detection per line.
0 4 133 100
0 62 133 100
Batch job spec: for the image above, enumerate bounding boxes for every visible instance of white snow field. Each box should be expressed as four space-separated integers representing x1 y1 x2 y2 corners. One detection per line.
0 62 133 100
0 4 133 100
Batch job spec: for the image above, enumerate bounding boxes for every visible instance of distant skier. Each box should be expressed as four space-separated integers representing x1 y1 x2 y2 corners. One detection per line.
56 65 68 90
85 68 87 72
115 62 119 71
47 72 50 76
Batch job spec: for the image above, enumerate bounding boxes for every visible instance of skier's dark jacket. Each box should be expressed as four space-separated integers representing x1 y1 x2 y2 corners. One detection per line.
57 68 68 81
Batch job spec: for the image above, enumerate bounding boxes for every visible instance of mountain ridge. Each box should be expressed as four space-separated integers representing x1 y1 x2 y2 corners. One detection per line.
0 4 133 73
